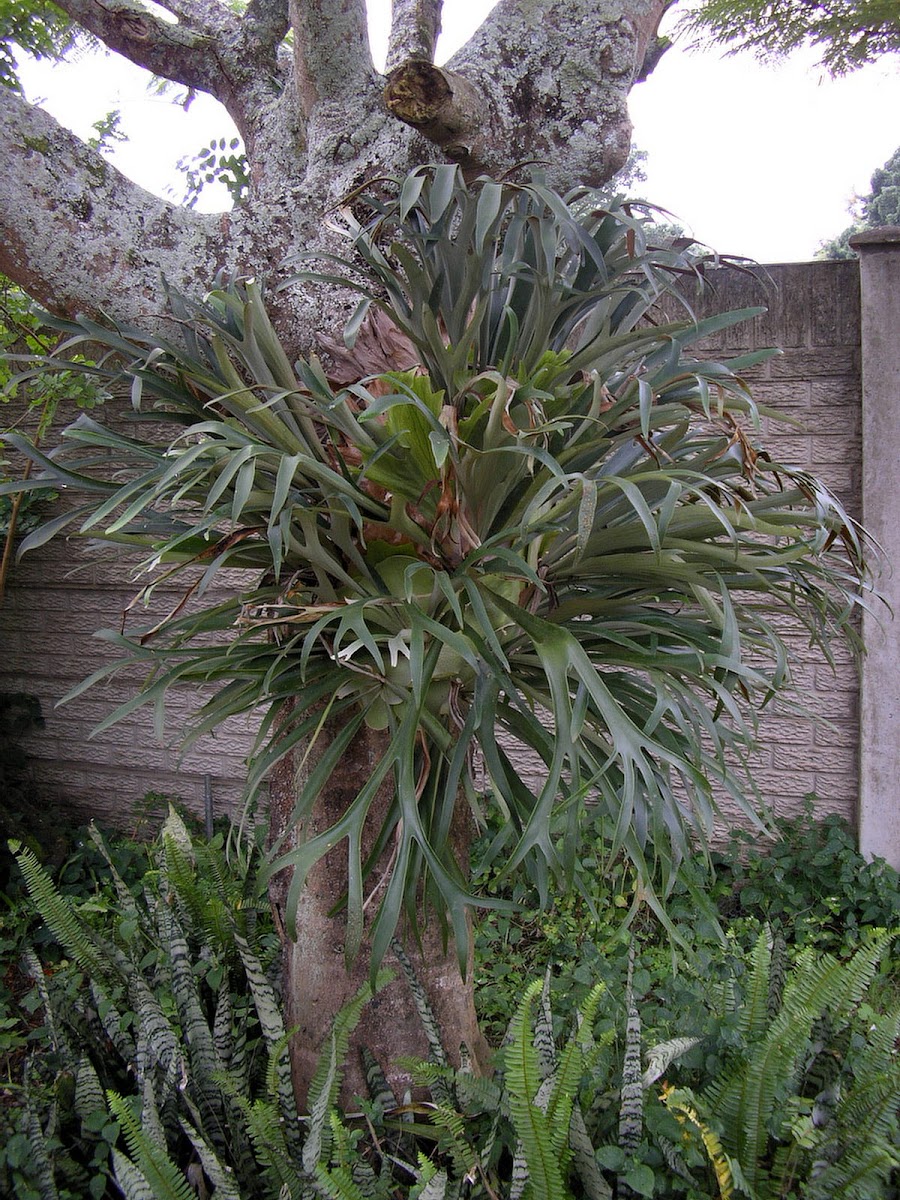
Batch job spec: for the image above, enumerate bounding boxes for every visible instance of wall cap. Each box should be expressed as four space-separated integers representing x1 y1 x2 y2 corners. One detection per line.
849 226 900 249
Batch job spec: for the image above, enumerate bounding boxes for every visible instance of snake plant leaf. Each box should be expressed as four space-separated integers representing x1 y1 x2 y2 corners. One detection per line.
108 1091 196 1200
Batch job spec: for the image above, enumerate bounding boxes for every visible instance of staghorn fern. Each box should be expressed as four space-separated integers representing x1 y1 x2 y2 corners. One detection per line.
3 167 873 975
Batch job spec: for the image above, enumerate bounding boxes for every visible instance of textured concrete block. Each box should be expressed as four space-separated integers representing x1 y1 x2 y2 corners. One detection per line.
770 350 860 379
810 379 862 407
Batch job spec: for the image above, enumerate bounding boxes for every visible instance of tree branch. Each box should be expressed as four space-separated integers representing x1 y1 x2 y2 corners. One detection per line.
385 0 442 72
241 0 290 55
384 62 483 165
289 0 375 118
54 0 297 169
387 0 669 187
148 0 232 29
0 88 229 325
51 0 231 99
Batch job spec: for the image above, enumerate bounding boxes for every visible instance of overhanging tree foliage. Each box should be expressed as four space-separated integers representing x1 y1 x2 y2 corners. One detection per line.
682 0 900 74
820 143 900 259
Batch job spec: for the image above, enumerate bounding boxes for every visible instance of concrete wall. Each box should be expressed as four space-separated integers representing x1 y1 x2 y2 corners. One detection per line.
0 256 878 838
667 260 863 831
0 534 257 824
853 229 900 868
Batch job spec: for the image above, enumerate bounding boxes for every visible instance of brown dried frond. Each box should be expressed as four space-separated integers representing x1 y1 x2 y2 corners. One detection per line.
320 308 419 388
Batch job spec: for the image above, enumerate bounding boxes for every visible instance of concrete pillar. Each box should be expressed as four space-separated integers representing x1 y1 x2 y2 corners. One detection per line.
852 227 900 869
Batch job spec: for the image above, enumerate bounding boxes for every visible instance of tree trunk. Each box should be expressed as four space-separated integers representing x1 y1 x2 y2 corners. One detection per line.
267 714 491 1111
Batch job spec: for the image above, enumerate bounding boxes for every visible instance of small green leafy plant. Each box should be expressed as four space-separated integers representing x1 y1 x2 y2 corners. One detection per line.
713 801 900 954
1 274 105 600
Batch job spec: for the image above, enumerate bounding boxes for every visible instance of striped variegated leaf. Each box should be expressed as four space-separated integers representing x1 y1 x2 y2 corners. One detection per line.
111 1150 155 1200
128 974 183 1094
179 1117 243 1200
618 950 643 1159
74 1056 105 1125
233 930 297 1147
417 1168 450 1200
642 1037 702 1089
569 1107 614 1200
24 1105 59 1200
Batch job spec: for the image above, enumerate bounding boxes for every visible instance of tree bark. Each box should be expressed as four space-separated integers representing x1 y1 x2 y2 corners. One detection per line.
267 714 491 1110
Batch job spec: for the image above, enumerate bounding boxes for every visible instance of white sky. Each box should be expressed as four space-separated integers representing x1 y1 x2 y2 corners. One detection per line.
15 1 900 263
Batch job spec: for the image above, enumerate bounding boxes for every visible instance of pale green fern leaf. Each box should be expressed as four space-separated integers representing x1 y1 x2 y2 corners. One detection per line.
303 1034 338 1173
415 1165 450 1200
546 982 605 1157
429 1103 477 1181
304 969 393 1169
737 929 772 1041
107 1091 195 1200
227 1087 304 1196
807 1144 900 1200
314 1163 368 1200
13 842 114 984
505 979 569 1200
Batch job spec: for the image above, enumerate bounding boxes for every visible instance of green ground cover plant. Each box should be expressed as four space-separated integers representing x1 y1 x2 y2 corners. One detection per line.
1 804 898 1199
712 801 900 952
